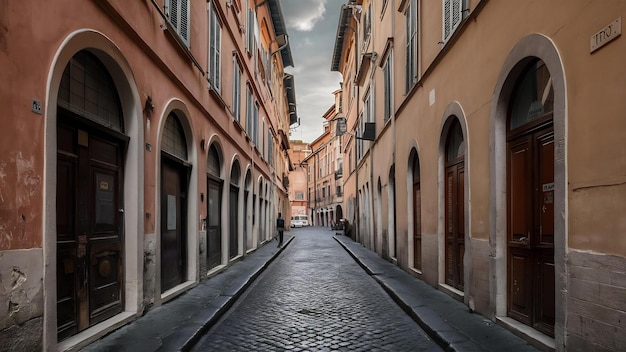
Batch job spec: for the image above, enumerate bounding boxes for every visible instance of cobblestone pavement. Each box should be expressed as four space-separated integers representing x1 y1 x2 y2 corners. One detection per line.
191 227 441 351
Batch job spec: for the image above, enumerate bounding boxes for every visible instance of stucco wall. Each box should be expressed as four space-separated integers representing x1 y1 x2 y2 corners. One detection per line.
0 249 43 349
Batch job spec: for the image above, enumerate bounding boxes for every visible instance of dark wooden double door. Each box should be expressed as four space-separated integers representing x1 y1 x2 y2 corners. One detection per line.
161 157 189 292
445 163 465 291
508 124 555 337
207 178 222 270
56 120 125 339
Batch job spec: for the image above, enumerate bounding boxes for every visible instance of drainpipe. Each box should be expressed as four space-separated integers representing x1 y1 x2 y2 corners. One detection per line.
391 0 397 258
347 3 361 244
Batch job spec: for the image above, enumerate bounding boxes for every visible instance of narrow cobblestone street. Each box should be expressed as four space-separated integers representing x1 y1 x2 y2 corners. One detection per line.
191 227 441 351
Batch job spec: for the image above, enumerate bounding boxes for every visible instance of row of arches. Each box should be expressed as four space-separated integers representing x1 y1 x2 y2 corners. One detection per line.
45 31 279 344
361 34 565 339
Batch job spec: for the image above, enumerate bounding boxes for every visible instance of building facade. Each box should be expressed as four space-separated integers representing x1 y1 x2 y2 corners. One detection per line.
305 94 345 227
0 0 296 350
288 140 310 225
332 0 626 350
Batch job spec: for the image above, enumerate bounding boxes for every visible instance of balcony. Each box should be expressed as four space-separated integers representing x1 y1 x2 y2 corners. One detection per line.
334 169 343 180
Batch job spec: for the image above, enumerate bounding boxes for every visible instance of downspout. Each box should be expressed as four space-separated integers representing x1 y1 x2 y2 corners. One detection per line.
350 5 361 244
391 0 397 258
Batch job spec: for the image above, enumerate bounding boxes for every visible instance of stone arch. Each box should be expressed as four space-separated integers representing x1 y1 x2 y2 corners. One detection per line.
387 164 396 259
44 29 144 348
407 142 422 272
156 99 199 297
438 101 471 301
489 33 567 345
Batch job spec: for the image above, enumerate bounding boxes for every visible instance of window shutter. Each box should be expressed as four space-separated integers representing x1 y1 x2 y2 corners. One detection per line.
443 0 451 40
166 0 189 46
169 0 179 28
180 0 189 44
247 8 254 53
215 20 221 90
209 7 216 82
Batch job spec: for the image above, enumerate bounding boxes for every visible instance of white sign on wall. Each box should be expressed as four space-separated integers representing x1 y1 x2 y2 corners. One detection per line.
591 17 621 53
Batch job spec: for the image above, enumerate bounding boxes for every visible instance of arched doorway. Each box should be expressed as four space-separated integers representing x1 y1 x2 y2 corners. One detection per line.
444 118 465 291
410 149 422 271
229 161 241 259
244 169 252 250
336 205 344 224
56 50 126 339
160 112 190 292
388 165 397 259
506 59 555 337
206 144 223 270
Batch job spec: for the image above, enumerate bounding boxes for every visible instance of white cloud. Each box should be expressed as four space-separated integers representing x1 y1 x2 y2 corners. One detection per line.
283 0 327 32
281 0 344 143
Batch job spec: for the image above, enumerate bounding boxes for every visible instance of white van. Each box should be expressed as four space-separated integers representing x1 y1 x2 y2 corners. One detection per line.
291 215 310 228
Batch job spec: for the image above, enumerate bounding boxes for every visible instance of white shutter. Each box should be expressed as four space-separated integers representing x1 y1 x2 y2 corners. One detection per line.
216 24 221 90
443 0 451 40
208 1 221 91
180 0 189 44
444 0 464 42
166 0 189 46
247 8 254 53
452 0 461 29
169 0 179 28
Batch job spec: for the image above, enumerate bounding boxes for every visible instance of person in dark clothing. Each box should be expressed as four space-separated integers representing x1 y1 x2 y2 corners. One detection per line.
276 213 285 247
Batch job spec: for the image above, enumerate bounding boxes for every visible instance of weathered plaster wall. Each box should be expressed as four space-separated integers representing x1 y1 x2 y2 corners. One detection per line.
0 248 43 348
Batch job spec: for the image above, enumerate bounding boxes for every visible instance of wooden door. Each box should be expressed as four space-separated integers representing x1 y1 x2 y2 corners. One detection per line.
229 185 239 259
161 158 187 292
57 122 124 339
244 190 249 249
207 179 222 269
507 127 555 337
413 179 422 271
445 164 465 290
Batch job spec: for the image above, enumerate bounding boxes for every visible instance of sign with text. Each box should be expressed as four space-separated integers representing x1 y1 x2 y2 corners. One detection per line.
591 17 621 53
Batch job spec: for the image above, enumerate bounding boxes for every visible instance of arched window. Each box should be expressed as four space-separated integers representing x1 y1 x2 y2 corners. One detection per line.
162 113 187 160
58 50 123 132
207 145 221 177
509 60 554 131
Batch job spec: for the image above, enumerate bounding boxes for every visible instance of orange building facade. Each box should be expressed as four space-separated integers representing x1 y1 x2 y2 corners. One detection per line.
0 0 296 350
304 92 345 228
288 140 310 225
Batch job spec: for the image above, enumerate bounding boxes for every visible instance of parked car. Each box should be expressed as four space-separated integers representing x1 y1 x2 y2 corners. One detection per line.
291 215 309 227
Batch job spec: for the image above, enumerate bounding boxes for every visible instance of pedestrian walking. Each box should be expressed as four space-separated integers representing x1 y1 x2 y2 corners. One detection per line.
276 213 285 247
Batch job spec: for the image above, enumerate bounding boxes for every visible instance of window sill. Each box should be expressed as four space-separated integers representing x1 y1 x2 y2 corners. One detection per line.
162 19 204 76
208 83 227 109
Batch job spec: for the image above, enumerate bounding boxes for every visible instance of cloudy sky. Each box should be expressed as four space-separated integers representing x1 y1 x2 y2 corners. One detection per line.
280 0 344 143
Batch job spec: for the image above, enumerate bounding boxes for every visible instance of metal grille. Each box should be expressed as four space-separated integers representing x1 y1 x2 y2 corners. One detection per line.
230 161 240 186
207 145 221 177
162 113 187 160
58 50 122 132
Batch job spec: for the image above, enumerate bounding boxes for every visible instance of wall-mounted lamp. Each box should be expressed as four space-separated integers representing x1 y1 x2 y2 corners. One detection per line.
200 138 207 151
333 116 375 141
144 95 154 117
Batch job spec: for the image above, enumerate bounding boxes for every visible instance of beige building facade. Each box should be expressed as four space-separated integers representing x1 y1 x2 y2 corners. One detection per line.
288 140 310 224
0 0 295 350
305 94 345 228
332 0 626 350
